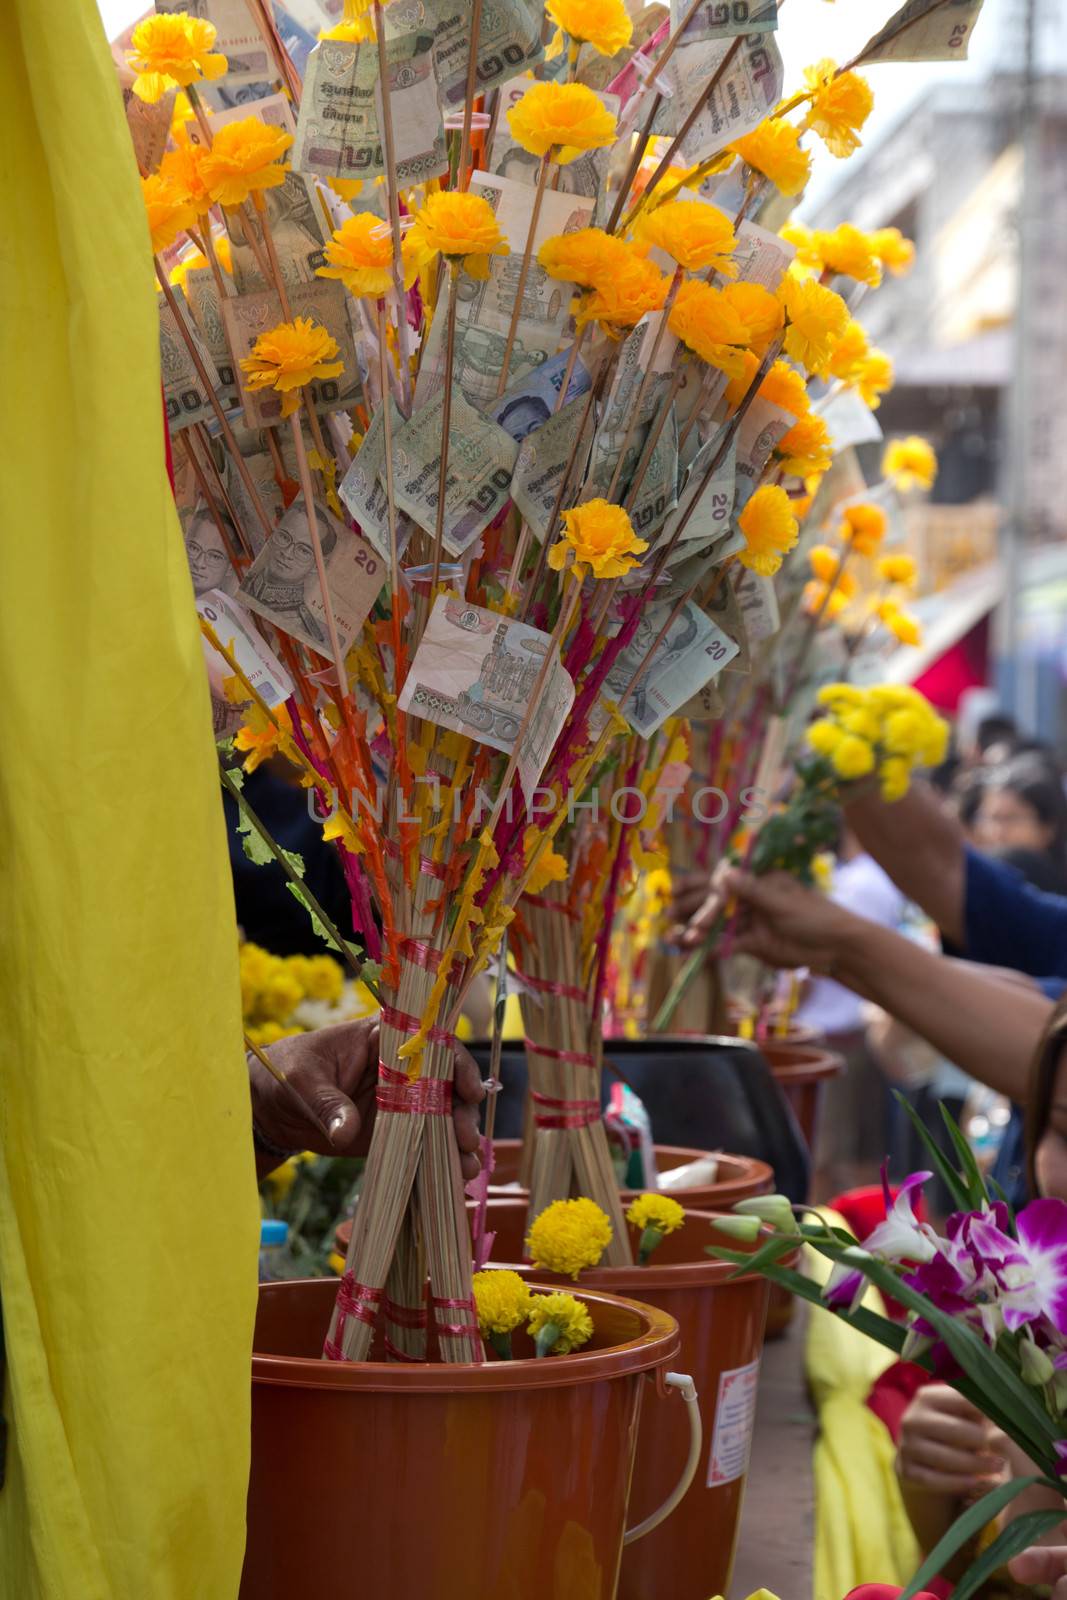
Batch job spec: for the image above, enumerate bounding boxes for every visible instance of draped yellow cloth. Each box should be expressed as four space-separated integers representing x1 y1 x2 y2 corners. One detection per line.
805 1223 923 1600
0 8 258 1596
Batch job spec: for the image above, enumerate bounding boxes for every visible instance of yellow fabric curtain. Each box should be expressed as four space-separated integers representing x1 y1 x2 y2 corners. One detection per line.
0 7 258 1597
805 1223 922 1600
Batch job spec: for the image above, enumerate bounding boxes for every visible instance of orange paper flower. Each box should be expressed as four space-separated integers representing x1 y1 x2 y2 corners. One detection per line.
814 224 883 287
883 436 938 492
737 486 799 576
240 317 344 418
778 275 849 376
729 118 811 197
871 227 916 277
317 213 426 298
201 117 293 209
127 13 227 103
776 414 833 478
634 200 737 276
721 281 784 352
142 173 197 256
668 279 751 377
839 501 888 556
507 82 617 164
158 141 213 217
853 350 894 409
760 359 810 419
802 60 874 158
575 253 669 333
549 500 648 579
408 190 509 280
546 0 632 55
538 227 630 288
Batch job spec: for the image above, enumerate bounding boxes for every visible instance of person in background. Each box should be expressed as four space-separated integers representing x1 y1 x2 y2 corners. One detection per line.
973 754 1067 892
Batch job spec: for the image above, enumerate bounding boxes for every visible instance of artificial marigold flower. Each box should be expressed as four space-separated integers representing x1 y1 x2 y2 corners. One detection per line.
780 220 820 276
880 756 912 802
803 579 849 620
668 279 751 377
776 413 833 477
737 485 799 576
877 552 918 587
473 1269 533 1337
141 173 197 255
523 830 569 894
828 318 870 379
526 1198 613 1279
883 435 938 492
813 223 883 287
778 275 849 376
729 118 812 197
408 190 509 280
802 60 874 158
234 701 293 773
723 349 760 408
321 12 374 43
808 543 843 584
126 12 227 103
870 226 916 276
721 280 784 352
575 253 669 332
839 500 888 556
880 603 922 646
760 358 810 419
627 1192 685 1262
527 1291 594 1356
831 733 876 780
317 213 426 298
538 226 630 288
158 141 212 216
201 116 293 209
807 716 843 758
546 0 632 56
549 499 648 579
240 316 344 418
633 199 738 276
507 82 617 164
853 349 894 409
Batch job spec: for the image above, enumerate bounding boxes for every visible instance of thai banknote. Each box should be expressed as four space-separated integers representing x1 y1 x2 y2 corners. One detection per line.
397 595 575 796
859 0 985 63
602 598 738 736
815 388 884 453
490 79 620 207
387 0 544 106
702 573 750 672
484 344 592 441
577 2 667 91
732 218 795 291
162 0 274 84
670 0 778 45
627 409 679 546
182 499 242 597
292 34 447 187
680 679 725 720
120 79 175 171
239 494 386 656
391 389 518 556
222 278 363 428
183 267 240 410
511 397 592 541
653 30 783 165
415 173 594 407
196 588 294 737
589 315 677 492
159 288 222 432
732 562 780 645
661 437 737 546
734 395 794 507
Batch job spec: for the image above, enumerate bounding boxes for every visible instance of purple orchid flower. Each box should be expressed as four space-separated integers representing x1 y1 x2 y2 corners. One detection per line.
824 1170 938 1311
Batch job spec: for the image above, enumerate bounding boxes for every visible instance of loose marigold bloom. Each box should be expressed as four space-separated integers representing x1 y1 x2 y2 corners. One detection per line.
538 226 630 288
870 226 916 276
158 141 212 217
317 213 425 297
737 485 799 576
201 117 293 209
760 358 810 418
883 435 938 492
240 317 344 418
831 733 876 780
142 173 197 255
126 12 227 103
668 279 752 378
802 60 874 158
507 82 617 164
527 1291 594 1356
778 275 849 376
839 500 888 556
853 349 894 409
575 253 669 332
729 118 811 197
777 413 833 477
634 199 738 276
526 1198 614 1279
546 0 632 55
473 1269 533 1336
549 500 648 580
407 190 509 280
814 223 883 287
878 552 918 587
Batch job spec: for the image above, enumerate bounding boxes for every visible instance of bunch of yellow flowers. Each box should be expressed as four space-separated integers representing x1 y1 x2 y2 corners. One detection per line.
807 683 949 801
240 941 345 1044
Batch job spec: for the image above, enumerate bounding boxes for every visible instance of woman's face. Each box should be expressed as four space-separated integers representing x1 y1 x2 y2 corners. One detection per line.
976 785 1052 853
1036 1046 1067 1200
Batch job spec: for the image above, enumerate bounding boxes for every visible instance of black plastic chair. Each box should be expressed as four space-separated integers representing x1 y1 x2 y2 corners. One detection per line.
468 1035 811 1203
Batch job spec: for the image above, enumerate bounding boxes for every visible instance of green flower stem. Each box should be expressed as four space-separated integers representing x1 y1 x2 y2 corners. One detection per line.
534 1323 562 1358
637 1226 664 1265
650 915 724 1033
488 1331 513 1360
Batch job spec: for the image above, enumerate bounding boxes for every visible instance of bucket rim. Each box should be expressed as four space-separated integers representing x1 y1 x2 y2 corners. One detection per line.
252 1278 682 1392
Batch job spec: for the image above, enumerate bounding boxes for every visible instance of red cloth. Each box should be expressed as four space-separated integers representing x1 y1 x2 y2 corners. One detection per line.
162 389 175 493
845 1589 944 1600
866 1360 935 1444
827 1183 928 1322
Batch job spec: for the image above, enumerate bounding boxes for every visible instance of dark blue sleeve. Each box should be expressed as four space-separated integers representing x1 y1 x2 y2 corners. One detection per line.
961 846 1067 978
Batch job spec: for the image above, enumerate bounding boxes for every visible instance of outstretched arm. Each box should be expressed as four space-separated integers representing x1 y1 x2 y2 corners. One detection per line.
844 780 966 946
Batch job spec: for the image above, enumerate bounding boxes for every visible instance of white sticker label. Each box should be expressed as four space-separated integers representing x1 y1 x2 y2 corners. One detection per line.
707 1358 761 1487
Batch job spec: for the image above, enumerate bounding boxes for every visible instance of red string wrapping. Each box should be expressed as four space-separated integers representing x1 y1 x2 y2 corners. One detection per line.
530 1090 600 1130
380 1004 457 1050
523 893 579 921
523 1037 595 1068
323 1273 383 1360
514 968 588 1005
376 1064 452 1116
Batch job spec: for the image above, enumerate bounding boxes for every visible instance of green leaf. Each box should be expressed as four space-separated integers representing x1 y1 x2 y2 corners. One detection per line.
939 1100 991 1210
706 1230 799 1279
892 1090 971 1211
280 847 306 877
903 1494 1058 1600
240 822 274 866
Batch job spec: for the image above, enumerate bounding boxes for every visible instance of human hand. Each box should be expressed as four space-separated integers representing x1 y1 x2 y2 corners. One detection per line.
249 1018 486 1179
1009 1544 1067 1596
897 1384 1006 1496
711 867 854 973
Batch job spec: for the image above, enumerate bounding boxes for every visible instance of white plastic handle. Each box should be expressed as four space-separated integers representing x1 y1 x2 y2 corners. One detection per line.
623 1371 702 1545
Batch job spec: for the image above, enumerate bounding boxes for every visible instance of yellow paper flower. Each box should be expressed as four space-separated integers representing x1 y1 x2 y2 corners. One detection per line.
722 349 760 409
201 117 293 209
737 485 799 576
827 318 869 380
668 279 751 377
853 349 894 409
575 253 669 332
538 227 630 288
759 359 809 419
831 733 875 780
407 190 509 280
803 580 849 620
721 281 784 352
729 118 811 197
808 544 842 585
883 435 938 492
546 0 632 55
321 11 374 43
473 1269 533 1335
634 200 737 276
523 829 570 894
240 317 344 419
141 173 197 256
880 604 923 646
778 276 849 376
802 60 873 158
779 221 820 276
158 141 213 217
526 1197 613 1279
507 82 617 164
813 223 882 287
234 701 293 773
877 552 918 587
871 226 916 276
776 413 832 477
527 1291 594 1355
317 213 425 298
549 500 648 580
126 12 227 102
839 501 888 557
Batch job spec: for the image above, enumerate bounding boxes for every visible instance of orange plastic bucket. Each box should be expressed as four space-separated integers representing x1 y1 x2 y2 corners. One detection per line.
477 1201 775 1600
489 1139 774 1210
755 1040 845 1155
243 1278 686 1599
